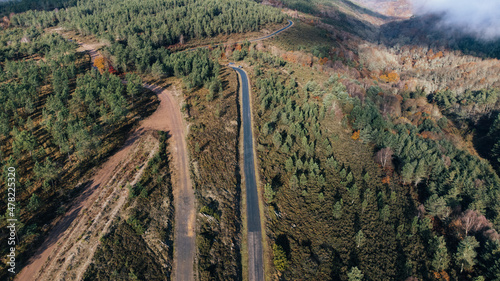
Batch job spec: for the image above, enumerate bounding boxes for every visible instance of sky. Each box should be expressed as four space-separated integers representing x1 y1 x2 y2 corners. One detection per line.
412 0 500 40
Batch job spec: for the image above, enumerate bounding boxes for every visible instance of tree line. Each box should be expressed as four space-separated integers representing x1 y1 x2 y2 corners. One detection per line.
8 0 285 74
247 43 500 279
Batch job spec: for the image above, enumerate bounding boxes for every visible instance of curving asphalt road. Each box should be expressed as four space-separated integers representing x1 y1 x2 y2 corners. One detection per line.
230 66 264 281
182 20 294 53
248 20 294 42
184 19 293 281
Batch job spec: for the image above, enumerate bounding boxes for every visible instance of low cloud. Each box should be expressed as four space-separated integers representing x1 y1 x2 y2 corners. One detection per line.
412 0 500 40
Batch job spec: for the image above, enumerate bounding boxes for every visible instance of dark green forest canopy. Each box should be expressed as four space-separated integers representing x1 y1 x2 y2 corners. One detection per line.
0 0 78 17
9 0 285 44
6 0 285 73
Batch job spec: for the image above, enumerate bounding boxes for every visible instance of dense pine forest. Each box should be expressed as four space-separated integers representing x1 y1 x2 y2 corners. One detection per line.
1 0 500 280
7 0 285 73
239 2 500 280
242 41 500 280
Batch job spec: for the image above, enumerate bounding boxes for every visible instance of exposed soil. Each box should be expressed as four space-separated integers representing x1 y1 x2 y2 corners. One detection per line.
16 18 294 279
14 65 192 280
143 83 196 281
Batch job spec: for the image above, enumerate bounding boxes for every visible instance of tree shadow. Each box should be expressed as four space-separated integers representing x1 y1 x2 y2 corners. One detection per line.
380 14 500 60
1 0 79 17
337 0 393 21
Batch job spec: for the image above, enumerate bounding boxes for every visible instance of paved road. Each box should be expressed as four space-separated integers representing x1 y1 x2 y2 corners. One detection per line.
20 19 295 281
180 20 293 281
231 66 264 281
249 20 294 42
182 20 294 53
227 20 294 281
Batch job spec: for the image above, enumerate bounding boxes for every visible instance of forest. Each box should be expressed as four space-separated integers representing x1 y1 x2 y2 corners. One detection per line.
381 14 500 60
238 23 500 279
0 0 285 279
0 0 78 17
2 0 500 280
7 0 285 74
250 59 428 281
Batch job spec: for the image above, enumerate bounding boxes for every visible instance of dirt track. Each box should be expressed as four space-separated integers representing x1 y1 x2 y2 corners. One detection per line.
17 19 294 279
15 75 193 280
143 83 196 281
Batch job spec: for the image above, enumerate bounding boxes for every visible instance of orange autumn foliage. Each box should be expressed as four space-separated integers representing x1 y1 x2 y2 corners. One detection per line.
427 49 444 60
351 130 360 140
319 57 328 65
94 57 106 74
449 219 465 240
432 271 450 281
381 175 391 185
419 131 435 140
380 71 400 83
282 52 299 63
94 56 119 74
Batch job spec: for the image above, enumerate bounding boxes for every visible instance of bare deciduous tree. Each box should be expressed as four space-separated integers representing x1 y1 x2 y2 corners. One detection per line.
484 229 500 241
460 209 489 236
375 147 393 168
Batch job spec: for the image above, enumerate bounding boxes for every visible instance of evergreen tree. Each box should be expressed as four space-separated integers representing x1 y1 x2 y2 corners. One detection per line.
479 241 500 281
264 183 275 203
355 230 366 248
27 193 40 211
348 267 364 281
273 244 289 272
455 236 480 273
431 236 450 272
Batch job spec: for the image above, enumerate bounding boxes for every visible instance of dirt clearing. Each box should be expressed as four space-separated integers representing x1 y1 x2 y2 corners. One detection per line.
15 83 186 281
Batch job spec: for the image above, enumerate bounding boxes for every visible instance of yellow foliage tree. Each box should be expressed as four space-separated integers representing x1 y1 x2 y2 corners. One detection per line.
351 130 360 140
94 57 106 74
272 244 288 272
319 57 328 65
380 71 400 83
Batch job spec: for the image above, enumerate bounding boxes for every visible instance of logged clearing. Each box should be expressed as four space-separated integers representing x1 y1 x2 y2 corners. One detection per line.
143 82 196 281
15 80 185 281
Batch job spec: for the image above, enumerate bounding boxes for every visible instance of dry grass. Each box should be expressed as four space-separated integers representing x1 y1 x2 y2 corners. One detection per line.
184 67 243 280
